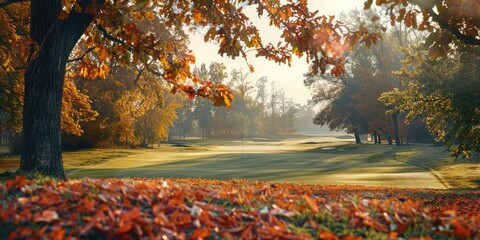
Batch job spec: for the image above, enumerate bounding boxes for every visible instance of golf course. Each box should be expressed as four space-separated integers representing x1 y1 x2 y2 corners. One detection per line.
2 134 478 189
0 134 471 189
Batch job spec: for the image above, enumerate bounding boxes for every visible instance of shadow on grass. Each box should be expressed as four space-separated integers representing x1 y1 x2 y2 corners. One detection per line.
67 145 443 188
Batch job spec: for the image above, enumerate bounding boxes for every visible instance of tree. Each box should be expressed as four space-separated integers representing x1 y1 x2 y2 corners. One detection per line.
1 0 381 178
0 3 97 148
306 71 366 144
268 82 282 134
254 76 269 134
229 68 254 135
136 96 181 147
368 0 480 154
380 45 480 157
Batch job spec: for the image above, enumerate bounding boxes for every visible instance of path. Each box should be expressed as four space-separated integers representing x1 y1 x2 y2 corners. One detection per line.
67 136 447 189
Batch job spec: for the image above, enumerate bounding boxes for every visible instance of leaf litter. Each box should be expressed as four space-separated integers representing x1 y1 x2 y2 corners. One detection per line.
1 176 479 239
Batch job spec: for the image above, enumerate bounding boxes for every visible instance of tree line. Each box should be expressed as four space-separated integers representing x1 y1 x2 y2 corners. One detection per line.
169 63 312 140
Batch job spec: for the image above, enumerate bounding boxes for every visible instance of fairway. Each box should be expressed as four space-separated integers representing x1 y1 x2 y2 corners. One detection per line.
64 135 474 189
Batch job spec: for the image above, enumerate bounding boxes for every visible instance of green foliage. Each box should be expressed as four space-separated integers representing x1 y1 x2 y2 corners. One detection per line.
379 45 480 157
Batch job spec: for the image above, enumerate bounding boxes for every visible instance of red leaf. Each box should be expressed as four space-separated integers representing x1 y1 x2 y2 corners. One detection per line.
39 192 62 206
120 208 141 222
6 175 26 190
191 228 210 239
454 223 472 238
115 222 133 235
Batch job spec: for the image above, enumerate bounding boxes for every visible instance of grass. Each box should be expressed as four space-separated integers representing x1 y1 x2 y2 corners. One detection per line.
0 137 479 189
0 148 142 173
394 144 480 189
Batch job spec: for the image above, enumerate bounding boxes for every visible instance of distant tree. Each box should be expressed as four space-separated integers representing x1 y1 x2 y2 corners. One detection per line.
230 69 254 135
193 64 213 139
254 76 269 134
306 71 366 144
268 82 282 134
136 96 181 147
170 98 195 139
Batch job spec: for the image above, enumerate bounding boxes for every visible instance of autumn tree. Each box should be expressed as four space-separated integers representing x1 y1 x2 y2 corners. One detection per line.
136 96 181 147
0 3 97 151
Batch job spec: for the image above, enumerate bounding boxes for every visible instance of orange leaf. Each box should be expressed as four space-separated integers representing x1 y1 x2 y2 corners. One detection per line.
34 210 59 223
83 198 95 212
120 208 141 222
39 192 62 206
318 231 338 240
99 47 107 62
303 195 318 213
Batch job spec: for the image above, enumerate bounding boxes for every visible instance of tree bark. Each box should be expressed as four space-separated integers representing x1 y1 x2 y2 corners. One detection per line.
354 130 361 144
20 0 94 179
392 112 401 146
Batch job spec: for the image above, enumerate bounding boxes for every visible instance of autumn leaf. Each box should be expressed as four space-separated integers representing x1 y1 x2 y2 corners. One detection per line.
191 228 210 239
34 210 59 223
99 47 107 62
5 175 26 191
303 195 319 213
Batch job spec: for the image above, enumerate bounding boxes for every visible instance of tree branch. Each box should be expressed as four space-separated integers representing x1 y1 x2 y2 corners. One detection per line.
96 24 132 50
0 0 25 8
67 47 95 63
415 1 480 46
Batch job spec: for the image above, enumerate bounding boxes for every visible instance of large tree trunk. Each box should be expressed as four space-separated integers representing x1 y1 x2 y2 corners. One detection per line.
392 112 401 146
20 1 94 179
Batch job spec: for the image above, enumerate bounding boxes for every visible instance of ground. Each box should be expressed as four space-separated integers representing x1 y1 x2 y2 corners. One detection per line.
1 135 479 239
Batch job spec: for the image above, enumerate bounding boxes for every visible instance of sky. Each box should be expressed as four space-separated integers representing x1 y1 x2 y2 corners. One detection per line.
189 0 365 105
